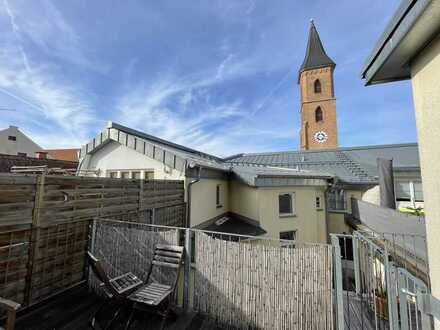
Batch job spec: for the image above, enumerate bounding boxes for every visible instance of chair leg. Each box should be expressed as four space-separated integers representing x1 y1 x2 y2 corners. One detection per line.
104 303 123 330
160 300 171 330
124 304 136 330
90 299 110 329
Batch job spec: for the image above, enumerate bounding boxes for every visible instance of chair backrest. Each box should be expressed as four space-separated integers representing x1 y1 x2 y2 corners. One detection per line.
152 245 184 270
87 251 113 290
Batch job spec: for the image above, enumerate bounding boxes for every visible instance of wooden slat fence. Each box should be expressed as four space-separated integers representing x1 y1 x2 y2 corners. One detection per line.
192 232 333 330
0 173 185 307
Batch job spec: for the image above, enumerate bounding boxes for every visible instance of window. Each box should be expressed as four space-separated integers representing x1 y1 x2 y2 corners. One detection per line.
8 136 16 141
279 193 295 216
109 171 118 178
145 171 154 180
216 184 222 207
131 171 141 179
314 79 321 93
316 196 322 209
328 188 346 211
121 171 130 179
280 231 296 247
395 181 411 202
413 181 424 202
315 107 323 122
17 152 27 157
395 179 424 203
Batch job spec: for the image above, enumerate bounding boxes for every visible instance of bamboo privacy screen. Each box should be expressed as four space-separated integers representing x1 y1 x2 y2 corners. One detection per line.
0 173 185 307
192 231 333 330
89 219 181 293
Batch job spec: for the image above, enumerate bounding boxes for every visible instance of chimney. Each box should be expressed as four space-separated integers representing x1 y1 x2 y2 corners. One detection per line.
35 151 48 159
377 158 396 209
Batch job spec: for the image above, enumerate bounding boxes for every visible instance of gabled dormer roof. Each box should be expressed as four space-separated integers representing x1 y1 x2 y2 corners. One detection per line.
298 20 335 80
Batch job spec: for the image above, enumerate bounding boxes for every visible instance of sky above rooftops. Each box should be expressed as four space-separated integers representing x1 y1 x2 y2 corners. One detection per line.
0 0 416 157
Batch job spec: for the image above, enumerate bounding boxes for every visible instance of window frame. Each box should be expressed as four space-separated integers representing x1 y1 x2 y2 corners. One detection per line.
216 184 222 208
279 192 296 217
395 179 424 203
106 169 155 180
280 230 296 248
314 79 322 93
131 171 141 179
315 196 322 210
315 106 323 122
327 188 346 212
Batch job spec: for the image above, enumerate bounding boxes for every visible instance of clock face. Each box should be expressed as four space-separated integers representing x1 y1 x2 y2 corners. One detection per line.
314 131 328 143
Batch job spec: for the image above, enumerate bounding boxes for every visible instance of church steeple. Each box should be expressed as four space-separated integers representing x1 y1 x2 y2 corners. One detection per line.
298 20 338 150
298 19 335 81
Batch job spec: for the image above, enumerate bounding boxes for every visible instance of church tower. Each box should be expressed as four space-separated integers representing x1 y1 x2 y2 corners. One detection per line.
299 20 338 150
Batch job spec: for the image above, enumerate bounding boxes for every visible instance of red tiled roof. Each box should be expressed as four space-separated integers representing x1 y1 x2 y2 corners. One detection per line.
44 149 80 162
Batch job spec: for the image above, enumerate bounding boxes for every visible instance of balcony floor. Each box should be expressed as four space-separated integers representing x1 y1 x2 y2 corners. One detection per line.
14 285 218 330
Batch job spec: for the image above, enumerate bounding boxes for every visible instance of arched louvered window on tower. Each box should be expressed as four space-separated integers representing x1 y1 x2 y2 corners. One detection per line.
315 107 323 122
314 79 322 93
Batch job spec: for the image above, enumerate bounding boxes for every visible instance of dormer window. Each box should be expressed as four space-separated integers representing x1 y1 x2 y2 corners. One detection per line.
314 79 321 93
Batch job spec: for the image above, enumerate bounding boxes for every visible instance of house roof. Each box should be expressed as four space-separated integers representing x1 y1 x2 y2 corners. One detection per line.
45 149 79 162
299 20 335 80
80 122 419 187
231 164 331 187
203 214 266 238
226 143 420 184
361 0 440 85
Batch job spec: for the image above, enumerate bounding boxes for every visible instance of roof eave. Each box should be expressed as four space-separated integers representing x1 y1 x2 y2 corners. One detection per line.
362 0 440 85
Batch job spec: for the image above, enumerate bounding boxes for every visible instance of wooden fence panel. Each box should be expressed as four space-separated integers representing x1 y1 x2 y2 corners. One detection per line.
193 232 333 330
0 174 185 307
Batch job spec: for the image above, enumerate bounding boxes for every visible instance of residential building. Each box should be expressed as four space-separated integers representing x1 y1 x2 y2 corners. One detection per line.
361 0 440 316
0 125 43 157
78 122 421 245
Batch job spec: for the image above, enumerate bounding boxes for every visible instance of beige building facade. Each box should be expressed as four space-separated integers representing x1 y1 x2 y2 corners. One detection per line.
361 0 440 318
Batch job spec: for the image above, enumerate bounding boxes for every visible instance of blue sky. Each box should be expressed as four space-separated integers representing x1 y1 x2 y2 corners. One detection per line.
0 0 417 157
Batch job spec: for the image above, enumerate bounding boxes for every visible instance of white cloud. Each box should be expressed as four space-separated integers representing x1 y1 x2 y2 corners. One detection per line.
0 0 100 148
114 58 295 156
1 0 107 73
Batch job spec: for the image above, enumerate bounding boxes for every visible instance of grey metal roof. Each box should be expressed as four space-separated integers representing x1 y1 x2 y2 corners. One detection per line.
226 143 419 184
81 122 419 187
231 165 331 187
361 0 440 85
299 20 335 79
204 215 266 237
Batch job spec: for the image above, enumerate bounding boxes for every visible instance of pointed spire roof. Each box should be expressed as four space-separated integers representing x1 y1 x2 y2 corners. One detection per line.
299 20 335 78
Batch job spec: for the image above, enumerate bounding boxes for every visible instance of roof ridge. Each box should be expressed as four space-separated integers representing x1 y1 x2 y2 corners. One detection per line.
108 121 224 162
226 142 418 159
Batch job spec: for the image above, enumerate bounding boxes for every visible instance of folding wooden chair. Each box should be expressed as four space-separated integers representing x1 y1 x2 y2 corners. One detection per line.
0 297 20 330
124 244 184 330
87 251 143 329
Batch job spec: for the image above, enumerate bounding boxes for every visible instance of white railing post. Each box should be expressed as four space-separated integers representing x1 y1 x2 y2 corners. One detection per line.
331 235 344 330
353 236 361 295
183 228 192 311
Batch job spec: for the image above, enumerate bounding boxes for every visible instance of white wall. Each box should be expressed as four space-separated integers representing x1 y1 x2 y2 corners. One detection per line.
0 126 42 156
257 186 327 244
86 141 185 180
410 34 440 304
190 179 229 227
